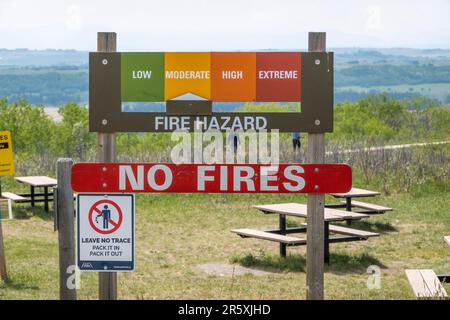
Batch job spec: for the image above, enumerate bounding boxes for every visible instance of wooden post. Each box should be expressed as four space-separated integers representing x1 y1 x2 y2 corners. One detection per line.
57 158 76 300
0 176 8 281
306 32 326 300
97 32 118 301
0 215 7 281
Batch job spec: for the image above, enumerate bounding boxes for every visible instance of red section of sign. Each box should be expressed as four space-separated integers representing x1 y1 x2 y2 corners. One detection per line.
256 52 301 102
71 163 351 194
88 199 123 235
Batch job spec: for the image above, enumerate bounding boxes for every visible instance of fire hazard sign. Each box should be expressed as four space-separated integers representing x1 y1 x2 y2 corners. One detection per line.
77 194 135 272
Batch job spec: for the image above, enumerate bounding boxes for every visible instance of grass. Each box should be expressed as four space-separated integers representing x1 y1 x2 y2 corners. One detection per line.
0 188 449 300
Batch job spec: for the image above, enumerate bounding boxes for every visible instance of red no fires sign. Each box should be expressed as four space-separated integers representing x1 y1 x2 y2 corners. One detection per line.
71 163 351 194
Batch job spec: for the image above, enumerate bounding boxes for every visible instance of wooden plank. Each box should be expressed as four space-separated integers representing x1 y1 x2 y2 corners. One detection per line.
1 192 26 201
231 229 306 245
0 217 7 280
341 200 393 212
15 176 57 187
405 269 431 298
328 225 379 238
330 187 380 198
444 236 450 247
57 159 76 300
420 269 448 299
405 269 448 299
306 31 326 301
97 31 118 301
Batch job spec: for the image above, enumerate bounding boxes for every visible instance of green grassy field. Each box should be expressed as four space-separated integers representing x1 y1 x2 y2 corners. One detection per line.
1 188 449 300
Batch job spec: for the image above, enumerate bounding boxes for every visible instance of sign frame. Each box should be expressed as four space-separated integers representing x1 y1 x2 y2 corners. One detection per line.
89 52 333 133
0 131 15 176
77 193 135 272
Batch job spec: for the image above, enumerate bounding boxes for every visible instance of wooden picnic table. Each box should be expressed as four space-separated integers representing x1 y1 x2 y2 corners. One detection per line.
330 187 381 198
253 203 369 222
329 187 380 211
14 176 57 213
326 188 393 226
240 203 377 263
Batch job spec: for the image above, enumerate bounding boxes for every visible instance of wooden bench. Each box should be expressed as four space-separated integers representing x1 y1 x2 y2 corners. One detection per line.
405 269 448 299
231 228 306 245
328 224 379 238
1 192 26 202
300 223 379 238
340 200 393 213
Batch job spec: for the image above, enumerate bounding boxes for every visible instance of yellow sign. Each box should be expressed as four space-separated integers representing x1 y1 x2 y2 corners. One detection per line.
164 52 211 100
0 131 14 176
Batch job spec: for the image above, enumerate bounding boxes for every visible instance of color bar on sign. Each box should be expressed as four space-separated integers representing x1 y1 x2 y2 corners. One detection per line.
210 52 256 102
121 52 165 102
256 52 301 102
164 52 211 101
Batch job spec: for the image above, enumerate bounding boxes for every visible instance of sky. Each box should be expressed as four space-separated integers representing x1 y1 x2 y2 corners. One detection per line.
0 0 450 51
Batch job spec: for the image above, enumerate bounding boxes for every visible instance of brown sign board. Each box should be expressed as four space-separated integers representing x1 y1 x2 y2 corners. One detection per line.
89 52 333 132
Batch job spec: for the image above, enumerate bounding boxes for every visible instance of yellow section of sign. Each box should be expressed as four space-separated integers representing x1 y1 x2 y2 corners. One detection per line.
0 131 14 176
164 52 211 100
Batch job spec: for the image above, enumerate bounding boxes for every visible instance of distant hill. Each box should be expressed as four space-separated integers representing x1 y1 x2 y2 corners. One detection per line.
0 48 87 66
2 48 450 66
0 48 449 106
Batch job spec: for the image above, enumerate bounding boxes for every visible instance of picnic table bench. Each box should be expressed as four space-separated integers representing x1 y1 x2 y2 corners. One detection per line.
231 203 379 264
1 192 27 202
405 237 450 299
405 269 448 299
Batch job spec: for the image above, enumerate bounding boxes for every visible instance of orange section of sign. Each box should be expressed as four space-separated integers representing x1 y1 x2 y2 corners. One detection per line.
211 52 256 102
164 52 211 100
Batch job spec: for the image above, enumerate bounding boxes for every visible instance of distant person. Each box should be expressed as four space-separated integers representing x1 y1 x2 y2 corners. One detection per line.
292 132 301 152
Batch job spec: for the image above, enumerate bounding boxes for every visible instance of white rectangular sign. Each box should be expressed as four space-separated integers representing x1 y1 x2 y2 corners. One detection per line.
77 193 135 272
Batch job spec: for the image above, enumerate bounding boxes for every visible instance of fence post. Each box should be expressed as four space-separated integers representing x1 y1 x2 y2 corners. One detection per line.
306 32 326 300
57 158 76 300
97 31 118 301
0 216 7 281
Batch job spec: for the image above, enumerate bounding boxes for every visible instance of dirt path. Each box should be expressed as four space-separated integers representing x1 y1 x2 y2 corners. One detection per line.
327 140 450 155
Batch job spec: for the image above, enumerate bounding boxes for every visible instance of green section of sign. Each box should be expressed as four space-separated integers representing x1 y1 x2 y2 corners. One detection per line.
121 52 165 102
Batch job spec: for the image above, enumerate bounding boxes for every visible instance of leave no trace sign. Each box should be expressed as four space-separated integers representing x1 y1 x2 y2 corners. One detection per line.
77 194 135 272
